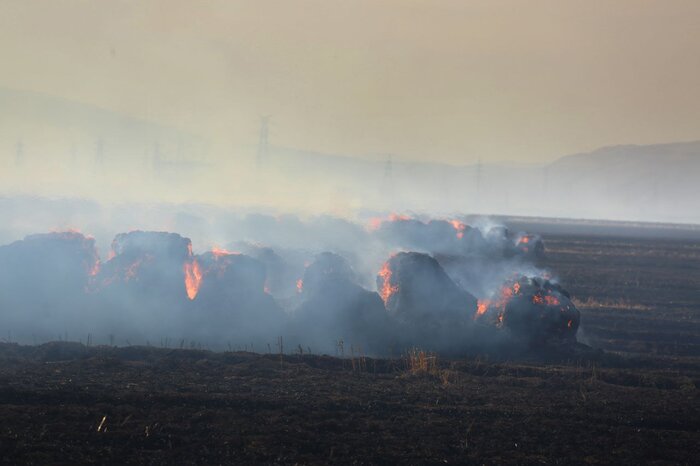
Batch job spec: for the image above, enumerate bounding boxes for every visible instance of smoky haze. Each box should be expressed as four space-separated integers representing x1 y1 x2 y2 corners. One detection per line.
0 2 698 354
0 208 578 355
1 1 700 223
2 85 700 223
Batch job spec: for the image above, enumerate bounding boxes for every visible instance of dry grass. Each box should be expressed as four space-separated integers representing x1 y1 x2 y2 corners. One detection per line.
405 348 439 375
403 348 457 386
572 297 652 311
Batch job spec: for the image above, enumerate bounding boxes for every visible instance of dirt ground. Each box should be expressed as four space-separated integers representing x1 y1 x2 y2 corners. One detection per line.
1 227 699 464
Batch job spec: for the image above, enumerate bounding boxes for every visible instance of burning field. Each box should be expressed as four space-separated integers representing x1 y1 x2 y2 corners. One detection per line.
0 220 699 464
0 214 564 355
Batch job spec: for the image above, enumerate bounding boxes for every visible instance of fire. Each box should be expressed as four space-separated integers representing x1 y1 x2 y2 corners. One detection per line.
388 213 411 222
545 295 560 306
474 281 521 321
49 228 95 240
211 247 238 258
476 276 578 337
88 259 100 277
450 219 467 239
476 300 489 317
378 261 399 304
296 279 303 293
367 217 383 231
520 236 530 244
124 258 146 282
531 294 560 306
183 259 202 300
502 286 514 300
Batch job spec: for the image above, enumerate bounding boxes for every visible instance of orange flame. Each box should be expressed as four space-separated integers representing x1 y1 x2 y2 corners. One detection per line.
388 213 411 222
184 259 202 300
476 300 489 317
211 247 238 258
124 258 146 282
88 260 100 277
544 295 560 306
49 228 95 240
296 279 303 293
378 261 399 304
450 219 466 239
474 282 520 321
475 279 566 325
367 217 383 231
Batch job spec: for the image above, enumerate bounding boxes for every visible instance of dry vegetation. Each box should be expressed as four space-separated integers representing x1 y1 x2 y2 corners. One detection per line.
572 297 653 311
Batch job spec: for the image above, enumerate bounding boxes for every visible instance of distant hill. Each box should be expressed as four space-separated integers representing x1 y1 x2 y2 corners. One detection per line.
544 141 700 222
0 87 697 223
0 87 207 170
264 141 700 223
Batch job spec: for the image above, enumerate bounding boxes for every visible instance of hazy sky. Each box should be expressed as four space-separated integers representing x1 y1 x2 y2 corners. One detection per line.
2 0 700 164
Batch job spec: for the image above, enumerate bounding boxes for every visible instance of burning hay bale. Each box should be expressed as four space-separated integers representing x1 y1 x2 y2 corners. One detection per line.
372 215 538 260
297 252 357 297
291 252 389 352
475 276 580 346
0 214 568 354
0 231 99 291
96 231 193 299
374 217 475 255
187 250 283 342
0 231 100 339
514 234 545 259
233 242 305 299
87 231 198 338
377 252 477 338
110 230 192 261
373 217 430 249
194 250 268 299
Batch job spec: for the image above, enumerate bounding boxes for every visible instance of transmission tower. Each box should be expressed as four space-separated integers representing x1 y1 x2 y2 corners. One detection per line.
256 116 270 169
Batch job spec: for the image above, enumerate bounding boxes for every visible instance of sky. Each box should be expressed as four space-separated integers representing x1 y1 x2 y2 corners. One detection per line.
1 0 700 165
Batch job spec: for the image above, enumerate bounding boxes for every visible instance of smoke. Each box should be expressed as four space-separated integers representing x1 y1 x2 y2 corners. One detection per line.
0 200 579 355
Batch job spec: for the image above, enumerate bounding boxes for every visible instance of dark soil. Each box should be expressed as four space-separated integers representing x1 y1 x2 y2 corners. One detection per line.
1 228 699 465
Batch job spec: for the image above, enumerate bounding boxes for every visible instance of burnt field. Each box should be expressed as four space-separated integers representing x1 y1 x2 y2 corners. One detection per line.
1 229 699 464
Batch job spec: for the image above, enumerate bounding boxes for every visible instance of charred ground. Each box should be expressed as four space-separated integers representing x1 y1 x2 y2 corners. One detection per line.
1 226 699 465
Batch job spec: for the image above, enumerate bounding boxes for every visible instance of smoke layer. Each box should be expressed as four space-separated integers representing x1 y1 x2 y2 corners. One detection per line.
0 211 578 355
